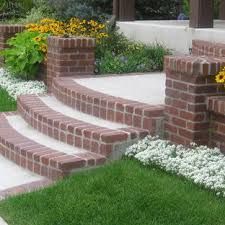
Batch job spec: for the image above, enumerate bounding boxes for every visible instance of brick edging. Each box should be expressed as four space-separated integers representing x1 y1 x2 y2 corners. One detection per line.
52 77 164 136
0 179 53 201
0 113 106 180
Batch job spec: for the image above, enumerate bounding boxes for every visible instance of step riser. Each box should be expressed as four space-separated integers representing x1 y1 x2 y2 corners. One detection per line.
18 95 149 158
52 78 164 136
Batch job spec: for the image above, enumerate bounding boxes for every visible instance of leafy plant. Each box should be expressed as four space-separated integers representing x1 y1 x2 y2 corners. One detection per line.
96 43 168 74
183 0 190 15
96 21 169 74
1 31 48 80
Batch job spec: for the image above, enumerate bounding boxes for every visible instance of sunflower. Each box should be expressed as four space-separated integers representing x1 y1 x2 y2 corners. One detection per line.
216 72 225 84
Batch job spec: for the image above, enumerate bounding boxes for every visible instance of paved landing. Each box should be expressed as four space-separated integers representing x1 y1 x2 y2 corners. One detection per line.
75 73 165 105
0 155 43 191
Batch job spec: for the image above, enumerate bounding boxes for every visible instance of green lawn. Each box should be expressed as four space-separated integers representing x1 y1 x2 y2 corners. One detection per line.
0 88 16 112
1 160 225 225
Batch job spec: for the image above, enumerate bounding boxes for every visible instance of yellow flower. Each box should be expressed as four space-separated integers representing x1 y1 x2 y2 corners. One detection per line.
33 36 42 42
216 72 225 83
26 17 108 40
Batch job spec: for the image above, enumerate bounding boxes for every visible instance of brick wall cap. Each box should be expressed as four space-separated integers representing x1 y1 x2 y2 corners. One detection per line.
0 24 25 33
47 36 96 48
193 39 225 47
164 55 225 76
192 39 225 58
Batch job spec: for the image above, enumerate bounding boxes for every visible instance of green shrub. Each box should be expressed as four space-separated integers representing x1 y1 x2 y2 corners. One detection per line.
96 23 169 74
47 0 111 21
1 31 48 80
0 0 33 21
46 0 180 21
96 43 168 74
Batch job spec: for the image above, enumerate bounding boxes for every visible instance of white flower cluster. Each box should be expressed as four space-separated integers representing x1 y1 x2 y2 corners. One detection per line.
0 68 46 99
126 136 225 197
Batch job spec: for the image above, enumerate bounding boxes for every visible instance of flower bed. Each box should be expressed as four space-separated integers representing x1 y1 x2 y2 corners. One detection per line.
0 68 46 99
126 136 225 197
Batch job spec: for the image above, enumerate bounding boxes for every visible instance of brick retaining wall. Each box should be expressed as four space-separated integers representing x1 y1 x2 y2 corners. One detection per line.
164 55 225 146
0 25 24 65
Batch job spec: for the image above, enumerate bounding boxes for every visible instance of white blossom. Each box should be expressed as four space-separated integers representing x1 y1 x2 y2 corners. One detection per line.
0 68 46 99
126 136 225 196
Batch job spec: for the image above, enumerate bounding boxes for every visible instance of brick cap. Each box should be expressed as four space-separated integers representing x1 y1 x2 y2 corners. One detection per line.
164 55 225 76
193 39 225 48
192 39 225 57
47 36 96 48
0 24 25 33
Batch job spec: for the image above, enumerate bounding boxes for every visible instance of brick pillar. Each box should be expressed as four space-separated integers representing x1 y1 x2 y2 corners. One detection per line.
47 36 96 90
164 55 225 146
0 25 25 65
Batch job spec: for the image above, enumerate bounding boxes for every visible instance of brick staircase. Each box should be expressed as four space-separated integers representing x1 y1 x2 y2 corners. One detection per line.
0 76 164 181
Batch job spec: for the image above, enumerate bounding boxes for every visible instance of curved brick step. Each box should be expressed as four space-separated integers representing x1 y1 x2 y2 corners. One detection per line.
52 77 164 135
17 94 149 159
0 113 106 180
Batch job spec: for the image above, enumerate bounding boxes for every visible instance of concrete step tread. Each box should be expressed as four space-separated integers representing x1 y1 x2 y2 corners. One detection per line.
0 154 43 191
0 113 106 180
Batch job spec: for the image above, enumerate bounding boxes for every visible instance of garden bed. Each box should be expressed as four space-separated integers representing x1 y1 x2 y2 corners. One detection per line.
0 68 46 100
126 136 225 197
0 68 46 112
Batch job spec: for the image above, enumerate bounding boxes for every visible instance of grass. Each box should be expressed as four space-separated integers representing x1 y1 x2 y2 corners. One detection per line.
0 88 16 112
1 160 225 225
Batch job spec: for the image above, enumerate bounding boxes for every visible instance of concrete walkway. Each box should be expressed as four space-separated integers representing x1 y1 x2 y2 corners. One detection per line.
0 155 43 192
75 73 165 105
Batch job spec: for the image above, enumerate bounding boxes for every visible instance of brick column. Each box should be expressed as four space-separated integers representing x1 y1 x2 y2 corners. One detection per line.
164 55 225 146
47 36 96 89
0 25 25 65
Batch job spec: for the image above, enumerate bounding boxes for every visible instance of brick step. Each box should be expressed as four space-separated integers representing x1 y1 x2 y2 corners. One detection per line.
52 77 164 135
18 94 149 159
0 113 106 180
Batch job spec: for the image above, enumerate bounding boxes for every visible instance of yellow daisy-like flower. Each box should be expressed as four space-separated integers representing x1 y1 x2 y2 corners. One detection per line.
216 72 225 83
33 36 42 42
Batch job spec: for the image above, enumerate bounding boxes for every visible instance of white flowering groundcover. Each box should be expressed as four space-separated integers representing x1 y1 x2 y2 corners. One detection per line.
0 68 46 99
126 136 225 197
